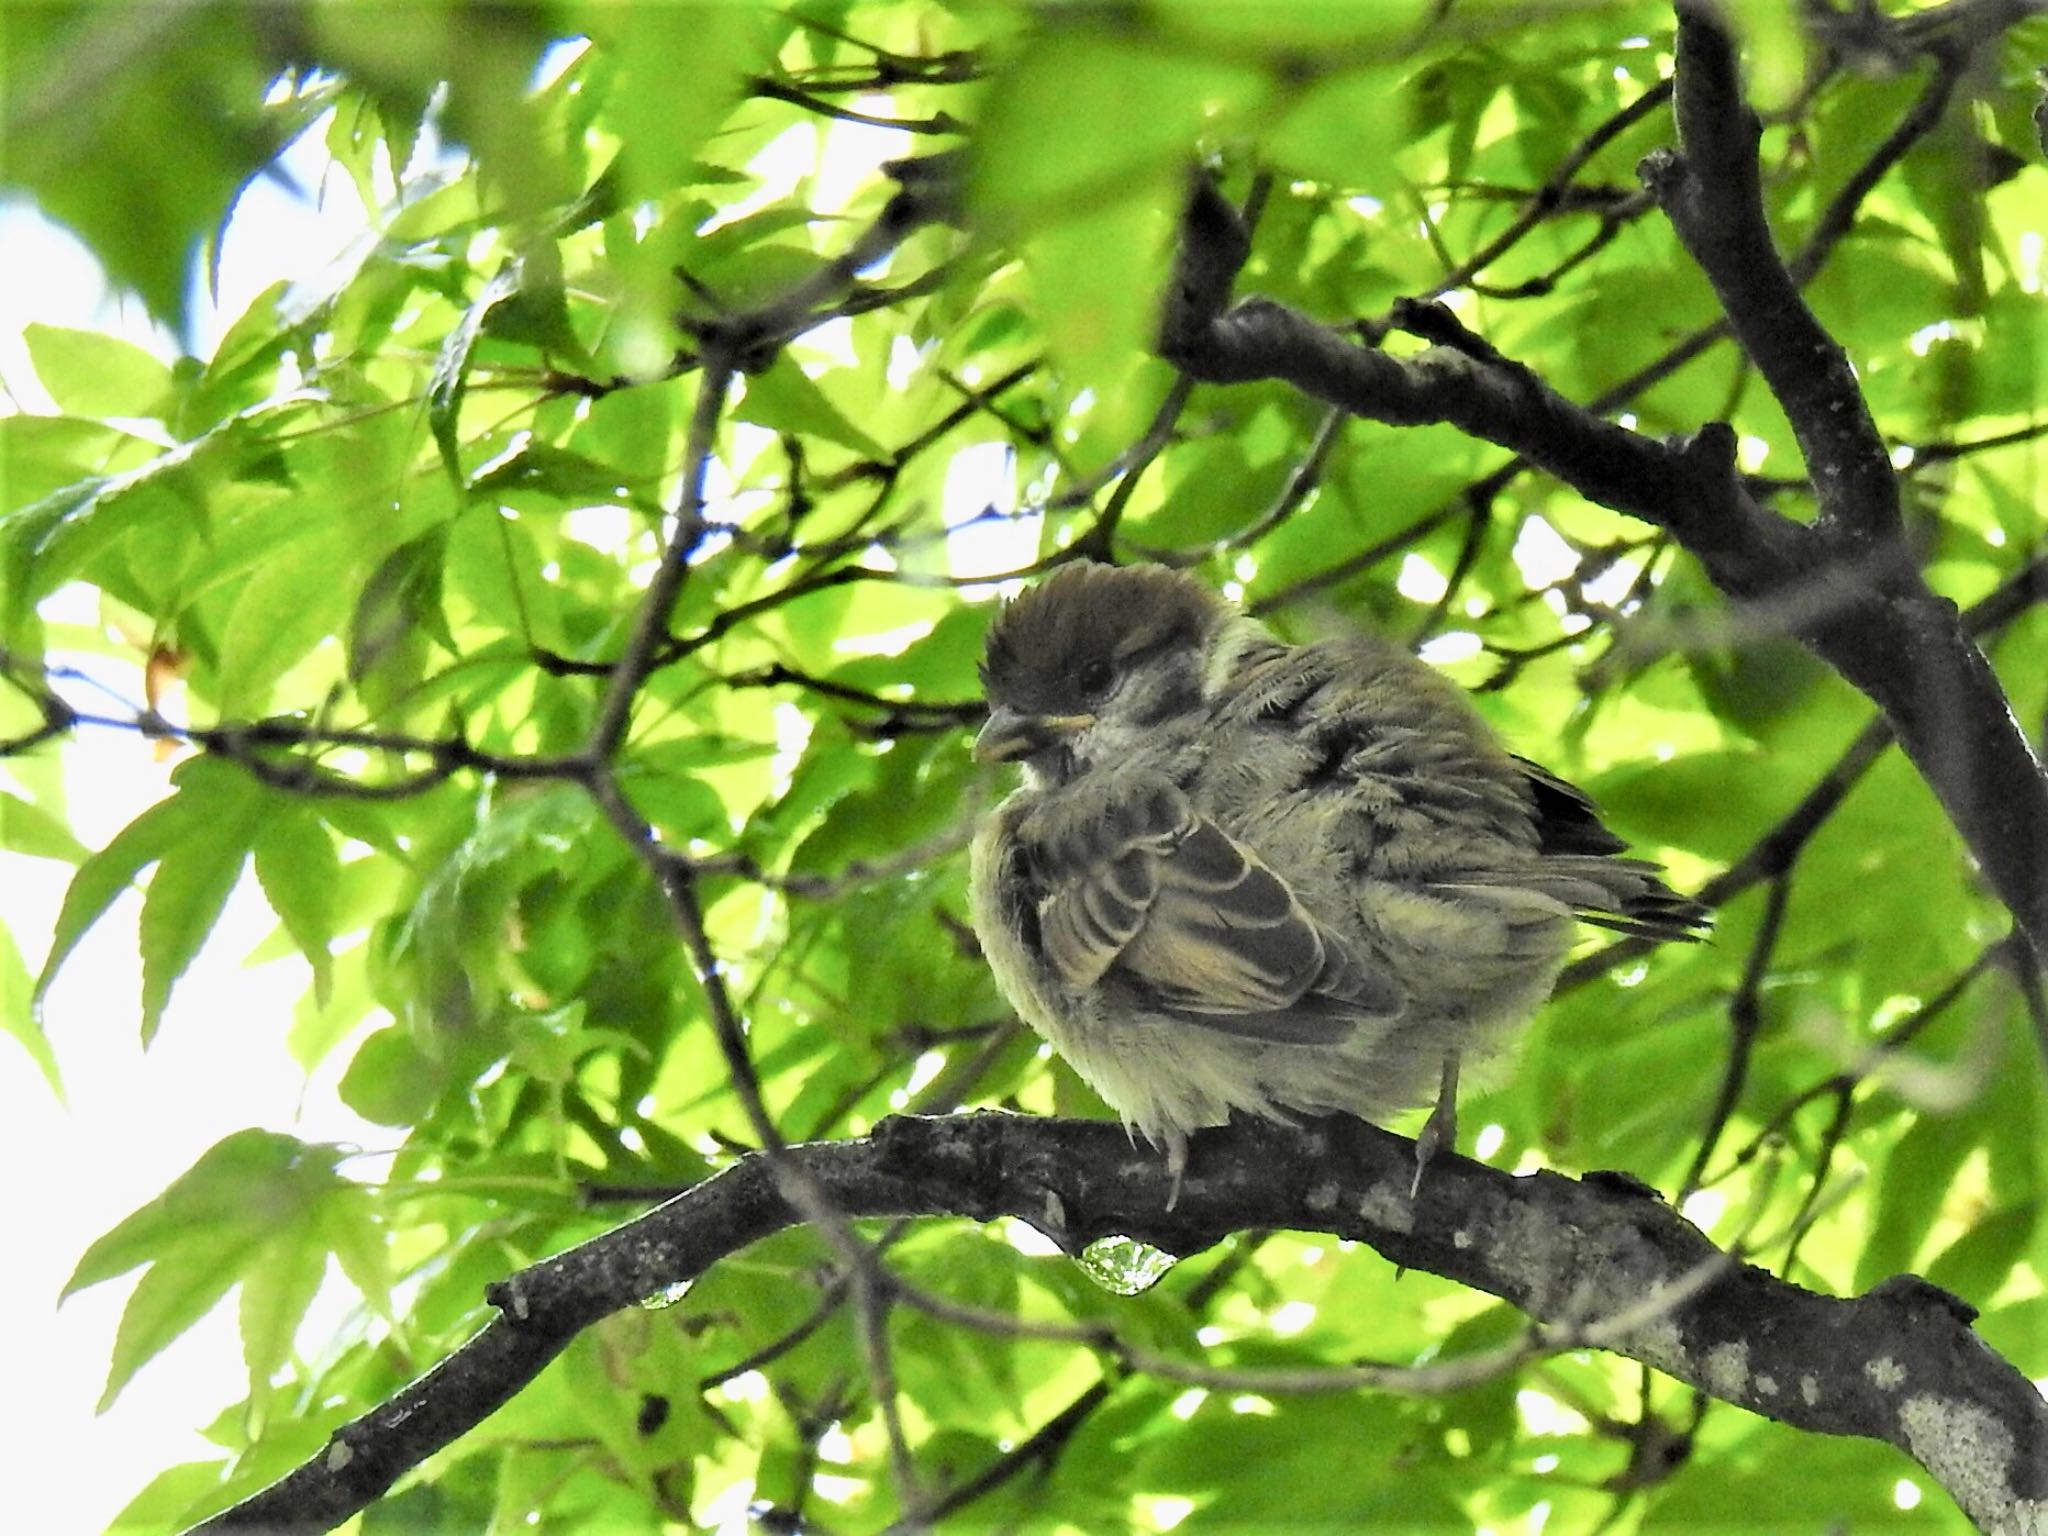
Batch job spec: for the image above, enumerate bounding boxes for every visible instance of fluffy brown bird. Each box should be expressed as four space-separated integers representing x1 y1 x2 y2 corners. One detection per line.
968 561 1701 1200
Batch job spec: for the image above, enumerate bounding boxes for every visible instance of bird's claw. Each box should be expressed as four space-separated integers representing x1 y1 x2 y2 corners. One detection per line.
1410 1053 1461 1200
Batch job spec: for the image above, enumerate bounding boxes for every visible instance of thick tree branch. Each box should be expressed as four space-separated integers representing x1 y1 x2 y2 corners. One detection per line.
1642 8 1909 552
1638 6 2048 962
191 1114 2048 1535
1245 23 1965 623
1159 32 2048 958
1161 197 1811 593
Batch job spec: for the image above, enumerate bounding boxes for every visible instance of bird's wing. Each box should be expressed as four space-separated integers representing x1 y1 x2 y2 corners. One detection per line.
1219 645 1703 942
1512 756 1627 856
1032 782 1402 1044
1507 760 1706 940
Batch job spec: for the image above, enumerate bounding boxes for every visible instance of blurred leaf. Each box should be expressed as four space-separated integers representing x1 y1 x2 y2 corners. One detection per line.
340 1023 452 1127
3 6 310 329
473 442 659 511
0 788 90 863
1022 189 1178 415
971 28 1263 222
251 803 341 1007
2 429 230 638
1855 1113 1981 1293
35 792 191 1015
1639 1421 1948 1529
64 1130 352 1409
0 917 60 1093
1588 749 1799 860
346 527 450 711
1685 638 1834 743
1156 0 1430 47
237 1207 331 1416
1901 116 1992 317
737 357 889 460
1144 1391 1465 1527
23 323 176 420
428 262 525 488
1261 66 1407 199
1924 1202 2037 1301
577 3 778 206
390 785 597 1036
1723 0 1810 110
137 759 268 1041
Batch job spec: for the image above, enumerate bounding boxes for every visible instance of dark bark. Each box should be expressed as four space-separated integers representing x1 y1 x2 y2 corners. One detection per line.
191 1115 2048 1535
1156 7 2048 964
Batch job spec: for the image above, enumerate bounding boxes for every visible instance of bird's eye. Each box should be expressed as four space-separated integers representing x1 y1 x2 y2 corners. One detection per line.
1077 659 1114 697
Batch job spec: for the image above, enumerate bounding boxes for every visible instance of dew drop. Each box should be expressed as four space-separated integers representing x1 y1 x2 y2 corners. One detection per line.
1075 1234 1177 1296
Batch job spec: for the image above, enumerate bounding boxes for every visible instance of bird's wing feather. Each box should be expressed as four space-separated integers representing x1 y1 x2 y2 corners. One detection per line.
1032 783 1402 1042
1038 845 1156 989
1513 756 1628 856
1122 818 1327 1014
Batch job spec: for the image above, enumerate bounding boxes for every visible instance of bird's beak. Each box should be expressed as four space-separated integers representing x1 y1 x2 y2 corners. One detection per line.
974 705 1095 763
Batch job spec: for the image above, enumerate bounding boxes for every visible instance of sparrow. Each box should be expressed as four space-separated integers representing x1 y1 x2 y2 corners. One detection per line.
967 560 1702 1201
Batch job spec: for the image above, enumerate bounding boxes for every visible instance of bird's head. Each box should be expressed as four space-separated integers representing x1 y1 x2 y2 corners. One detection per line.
975 562 1233 785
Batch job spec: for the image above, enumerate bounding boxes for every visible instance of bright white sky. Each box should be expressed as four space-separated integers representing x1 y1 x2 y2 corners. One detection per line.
0 126 392 1533
0 79 1036 1532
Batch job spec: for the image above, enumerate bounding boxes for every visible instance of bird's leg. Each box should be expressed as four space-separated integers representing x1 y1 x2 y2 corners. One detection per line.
1411 1050 1461 1198
1164 1134 1189 1211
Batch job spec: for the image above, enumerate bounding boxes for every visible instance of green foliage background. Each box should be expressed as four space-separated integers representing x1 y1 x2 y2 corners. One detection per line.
3 1 2045 1531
